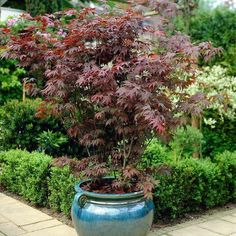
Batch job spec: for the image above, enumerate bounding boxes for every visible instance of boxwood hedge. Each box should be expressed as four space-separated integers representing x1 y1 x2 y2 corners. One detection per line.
0 149 235 220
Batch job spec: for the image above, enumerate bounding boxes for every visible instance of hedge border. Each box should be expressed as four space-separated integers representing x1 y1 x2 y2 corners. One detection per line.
0 149 235 220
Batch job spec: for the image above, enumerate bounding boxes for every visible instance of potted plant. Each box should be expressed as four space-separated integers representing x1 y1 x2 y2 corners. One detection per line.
2 1 219 235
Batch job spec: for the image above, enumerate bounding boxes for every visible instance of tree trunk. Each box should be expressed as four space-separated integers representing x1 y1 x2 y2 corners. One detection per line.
191 115 200 158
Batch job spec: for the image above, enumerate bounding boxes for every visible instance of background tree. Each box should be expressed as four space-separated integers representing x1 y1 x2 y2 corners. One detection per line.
174 0 200 34
189 6 236 75
3 0 73 15
25 0 63 16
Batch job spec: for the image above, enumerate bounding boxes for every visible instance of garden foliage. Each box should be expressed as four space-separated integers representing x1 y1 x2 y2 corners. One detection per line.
169 125 204 160
0 99 62 151
0 59 25 105
37 130 68 156
202 116 236 157
213 151 236 200
0 150 52 205
154 155 236 219
0 0 234 224
141 125 204 168
3 0 67 16
0 99 81 156
25 0 63 16
48 166 78 217
1 3 220 195
189 7 236 75
0 149 235 220
186 65 236 156
188 66 236 123
141 139 170 168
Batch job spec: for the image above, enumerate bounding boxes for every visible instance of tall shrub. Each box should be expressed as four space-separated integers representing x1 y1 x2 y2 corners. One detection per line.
189 7 236 75
0 21 25 105
25 0 63 16
202 114 236 156
4 0 74 13
187 65 236 156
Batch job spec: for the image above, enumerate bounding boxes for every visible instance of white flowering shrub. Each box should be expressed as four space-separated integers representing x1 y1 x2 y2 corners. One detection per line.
187 65 236 126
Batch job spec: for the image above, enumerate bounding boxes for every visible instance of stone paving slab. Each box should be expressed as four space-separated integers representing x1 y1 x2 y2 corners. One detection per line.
22 225 78 236
22 219 63 232
0 193 236 236
167 225 222 236
0 215 8 224
198 219 236 235
221 215 236 224
0 201 52 226
0 194 76 236
0 222 26 236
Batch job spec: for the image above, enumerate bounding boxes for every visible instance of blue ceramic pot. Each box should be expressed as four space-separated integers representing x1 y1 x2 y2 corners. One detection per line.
71 179 154 236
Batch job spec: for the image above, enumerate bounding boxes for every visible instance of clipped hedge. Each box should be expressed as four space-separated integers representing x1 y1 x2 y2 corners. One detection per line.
0 149 235 220
0 150 52 205
48 166 78 217
214 151 236 201
153 157 234 220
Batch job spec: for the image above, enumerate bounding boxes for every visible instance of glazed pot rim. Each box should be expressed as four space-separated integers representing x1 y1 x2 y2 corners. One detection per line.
75 177 144 200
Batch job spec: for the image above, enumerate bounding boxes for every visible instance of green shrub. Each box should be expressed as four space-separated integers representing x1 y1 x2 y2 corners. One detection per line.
25 0 63 16
4 0 73 13
186 65 236 157
0 99 61 151
189 7 236 75
141 126 204 167
37 130 68 156
0 150 52 205
141 139 170 168
153 155 235 220
0 149 235 221
170 126 204 160
0 59 25 105
213 151 236 201
202 109 236 157
3 0 26 10
0 99 82 156
48 166 78 217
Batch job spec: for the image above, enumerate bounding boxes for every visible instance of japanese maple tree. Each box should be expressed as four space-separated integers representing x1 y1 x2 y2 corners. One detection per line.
1 1 219 196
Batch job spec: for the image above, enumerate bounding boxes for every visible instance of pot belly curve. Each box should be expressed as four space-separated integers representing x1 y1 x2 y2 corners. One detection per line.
71 193 154 236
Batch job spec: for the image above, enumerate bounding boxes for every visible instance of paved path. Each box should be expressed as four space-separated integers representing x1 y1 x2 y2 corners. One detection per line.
0 193 236 236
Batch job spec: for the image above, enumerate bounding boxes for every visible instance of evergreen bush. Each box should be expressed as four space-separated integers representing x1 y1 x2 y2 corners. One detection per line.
0 150 52 205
